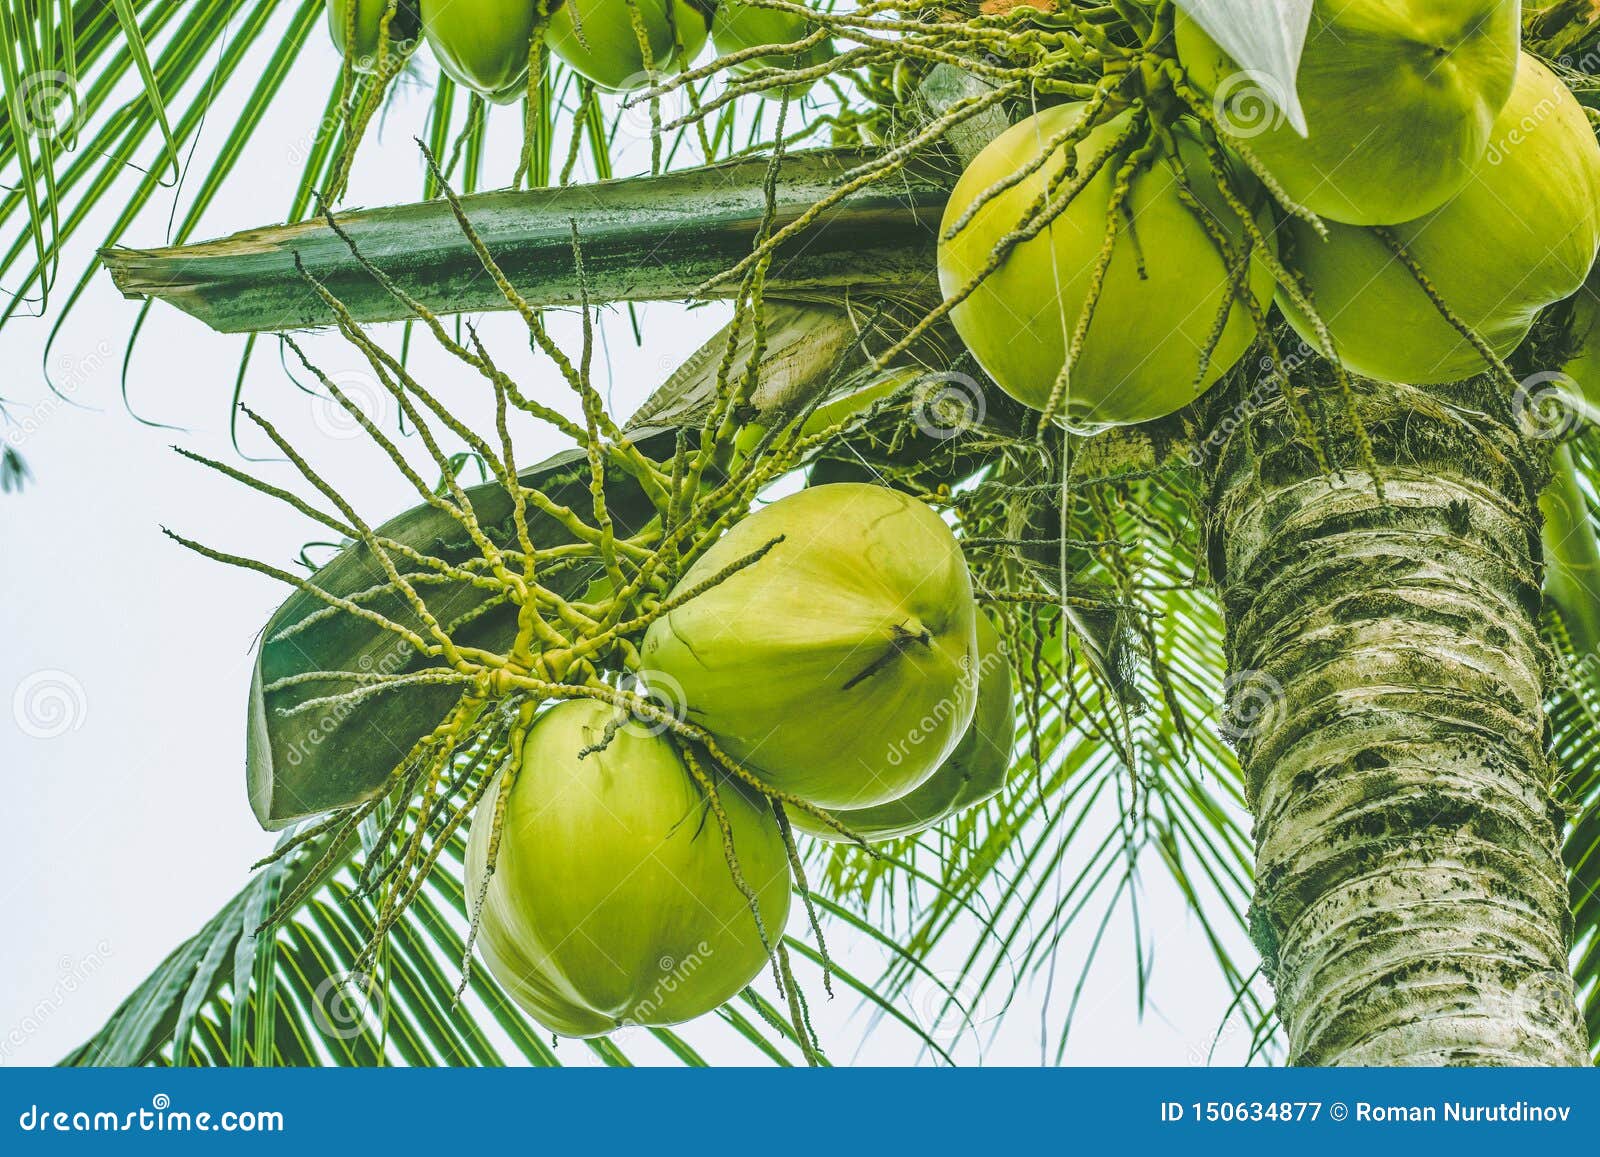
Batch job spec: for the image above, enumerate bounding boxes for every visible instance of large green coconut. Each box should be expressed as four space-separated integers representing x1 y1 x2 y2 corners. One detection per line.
791 613 1014 843
326 0 420 69
1175 0 1519 226
464 698 791 1037
419 0 540 95
640 483 979 810
548 0 710 91
1279 55 1600 385
937 104 1276 433
710 0 834 101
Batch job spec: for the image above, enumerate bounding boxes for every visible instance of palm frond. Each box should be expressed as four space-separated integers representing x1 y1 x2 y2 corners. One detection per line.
0 0 789 437
1544 428 1600 1060
66 789 977 1067
40 0 1600 1071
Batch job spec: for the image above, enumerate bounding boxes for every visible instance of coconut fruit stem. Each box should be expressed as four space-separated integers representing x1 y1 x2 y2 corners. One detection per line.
840 621 933 690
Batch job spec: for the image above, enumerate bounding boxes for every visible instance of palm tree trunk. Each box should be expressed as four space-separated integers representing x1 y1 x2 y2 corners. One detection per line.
1205 373 1589 1065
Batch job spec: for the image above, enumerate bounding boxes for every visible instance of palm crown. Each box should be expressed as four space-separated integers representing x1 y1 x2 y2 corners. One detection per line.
4 0 1599 1067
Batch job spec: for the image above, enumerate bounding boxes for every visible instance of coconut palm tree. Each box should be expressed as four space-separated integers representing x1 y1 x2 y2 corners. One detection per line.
6 0 1600 1066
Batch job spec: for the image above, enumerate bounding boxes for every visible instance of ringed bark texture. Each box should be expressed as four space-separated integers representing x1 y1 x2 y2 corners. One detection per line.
1206 375 1588 1065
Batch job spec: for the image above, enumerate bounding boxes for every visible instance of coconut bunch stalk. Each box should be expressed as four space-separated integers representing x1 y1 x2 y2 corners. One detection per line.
170 142 928 1057
633 1 1382 487
176 112 1164 1050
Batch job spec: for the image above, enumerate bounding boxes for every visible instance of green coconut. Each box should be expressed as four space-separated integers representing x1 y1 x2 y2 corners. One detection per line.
464 698 791 1037
1279 55 1600 385
710 1 834 101
419 0 540 95
937 104 1276 433
791 613 1014 843
326 0 421 69
548 0 710 91
640 483 979 810
1175 1 1519 226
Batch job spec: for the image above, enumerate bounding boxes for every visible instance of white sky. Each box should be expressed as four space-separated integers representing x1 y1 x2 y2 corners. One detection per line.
0 15 1259 1067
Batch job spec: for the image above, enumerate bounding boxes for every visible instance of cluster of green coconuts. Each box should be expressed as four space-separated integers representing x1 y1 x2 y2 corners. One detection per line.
462 483 1015 1036
326 0 834 96
938 0 1600 432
